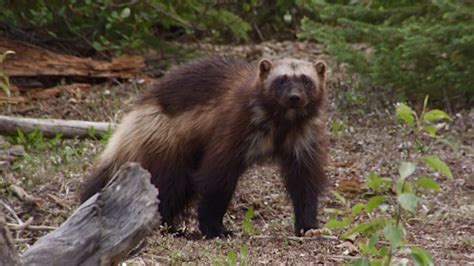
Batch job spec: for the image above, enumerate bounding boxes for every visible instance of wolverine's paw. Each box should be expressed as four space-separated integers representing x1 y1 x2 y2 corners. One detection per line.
297 227 333 237
295 224 319 237
200 225 233 239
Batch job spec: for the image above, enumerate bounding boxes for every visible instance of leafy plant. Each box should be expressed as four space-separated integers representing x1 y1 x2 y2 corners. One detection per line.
13 127 62 151
298 0 474 107
0 1 253 55
325 97 452 265
242 207 255 235
213 245 250 266
0 50 15 98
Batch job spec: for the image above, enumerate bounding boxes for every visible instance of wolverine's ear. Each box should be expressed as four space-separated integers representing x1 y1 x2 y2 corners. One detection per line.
259 59 272 80
314 60 327 76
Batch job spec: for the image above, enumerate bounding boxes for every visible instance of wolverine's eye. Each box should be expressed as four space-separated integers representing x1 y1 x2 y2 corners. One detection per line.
301 75 312 87
278 75 288 85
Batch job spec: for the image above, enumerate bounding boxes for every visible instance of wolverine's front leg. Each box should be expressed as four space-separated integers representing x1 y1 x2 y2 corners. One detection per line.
194 146 247 238
279 149 327 236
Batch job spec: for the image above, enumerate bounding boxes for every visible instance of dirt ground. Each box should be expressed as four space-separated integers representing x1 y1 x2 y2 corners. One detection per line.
1 42 473 265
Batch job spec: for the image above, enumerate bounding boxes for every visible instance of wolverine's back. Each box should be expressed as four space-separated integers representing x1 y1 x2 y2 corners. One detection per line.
140 55 256 115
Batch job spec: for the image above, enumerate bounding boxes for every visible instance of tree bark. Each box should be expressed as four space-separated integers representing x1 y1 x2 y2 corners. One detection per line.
0 115 116 139
20 163 160 266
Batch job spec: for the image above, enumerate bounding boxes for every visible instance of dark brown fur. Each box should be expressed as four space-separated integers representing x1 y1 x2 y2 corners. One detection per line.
80 55 328 238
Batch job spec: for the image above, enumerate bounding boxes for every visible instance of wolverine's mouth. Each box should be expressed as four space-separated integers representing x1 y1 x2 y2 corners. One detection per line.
284 99 308 109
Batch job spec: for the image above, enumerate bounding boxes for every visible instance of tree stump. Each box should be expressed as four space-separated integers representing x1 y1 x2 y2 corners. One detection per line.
20 163 160 266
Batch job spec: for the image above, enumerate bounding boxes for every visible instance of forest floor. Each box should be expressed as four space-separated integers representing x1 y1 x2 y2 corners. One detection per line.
1 41 473 265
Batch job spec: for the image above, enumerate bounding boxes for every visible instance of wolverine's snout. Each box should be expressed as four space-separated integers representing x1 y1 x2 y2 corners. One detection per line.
285 88 307 108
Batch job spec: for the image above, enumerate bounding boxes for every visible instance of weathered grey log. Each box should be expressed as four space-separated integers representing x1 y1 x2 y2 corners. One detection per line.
0 212 21 266
0 115 116 139
21 163 160 266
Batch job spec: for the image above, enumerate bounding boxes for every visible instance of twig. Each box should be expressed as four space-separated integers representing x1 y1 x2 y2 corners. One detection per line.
7 222 57 231
250 234 338 241
253 22 264 41
6 217 34 230
325 255 362 260
0 200 22 224
9 184 41 204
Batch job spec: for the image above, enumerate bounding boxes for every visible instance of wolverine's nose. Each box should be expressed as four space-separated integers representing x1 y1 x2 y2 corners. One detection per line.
288 94 301 104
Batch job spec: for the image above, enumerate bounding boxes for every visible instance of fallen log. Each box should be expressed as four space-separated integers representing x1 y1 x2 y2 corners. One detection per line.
20 163 160 266
0 115 116 139
0 38 146 80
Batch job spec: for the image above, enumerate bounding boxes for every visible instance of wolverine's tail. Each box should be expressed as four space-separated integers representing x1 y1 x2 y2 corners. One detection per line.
79 165 113 203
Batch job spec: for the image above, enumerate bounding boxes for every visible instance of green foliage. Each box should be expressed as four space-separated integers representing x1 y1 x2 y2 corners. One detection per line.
13 127 62 151
213 245 250 266
298 0 474 106
0 50 15 97
330 117 348 137
242 207 255 235
324 98 451 265
0 0 252 55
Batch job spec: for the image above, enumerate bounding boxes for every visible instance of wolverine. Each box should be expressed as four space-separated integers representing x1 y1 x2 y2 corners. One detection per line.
80 55 329 238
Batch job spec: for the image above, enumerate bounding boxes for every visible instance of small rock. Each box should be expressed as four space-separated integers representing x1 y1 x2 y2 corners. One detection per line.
0 160 10 170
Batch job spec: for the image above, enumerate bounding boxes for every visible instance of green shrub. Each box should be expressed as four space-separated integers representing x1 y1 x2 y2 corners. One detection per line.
325 96 451 265
0 0 252 55
298 0 474 108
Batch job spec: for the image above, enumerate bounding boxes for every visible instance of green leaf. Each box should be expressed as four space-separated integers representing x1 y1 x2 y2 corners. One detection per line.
242 207 254 234
342 222 370 239
410 247 434 266
367 232 379 255
354 258 370 266
324 217 351 229
398 193 418 213
424 124 437 137
227 249 236 264
396 103 415 126
365 172 393 193
370 260 382 266
423 109 451 122
423 95 429 110
378 246 390 257
415 177 441 191
342 219 386 239
396 179 413 194
383 224 403 248
365 196 385 212
352 203 366 216
399 162 416 179
120 7 131 19
331 190 346 204
424 155 453 179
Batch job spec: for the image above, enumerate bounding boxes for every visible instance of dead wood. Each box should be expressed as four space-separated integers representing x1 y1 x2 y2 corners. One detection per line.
9 185 41 205
0 145 25 161
20 163 160 266
0 211 22 266
0 38 146 80
28 83 92 100
0 95 25 104
0 115 116 139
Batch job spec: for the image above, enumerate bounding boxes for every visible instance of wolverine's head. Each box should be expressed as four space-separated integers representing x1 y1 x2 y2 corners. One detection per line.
258 58 327 110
